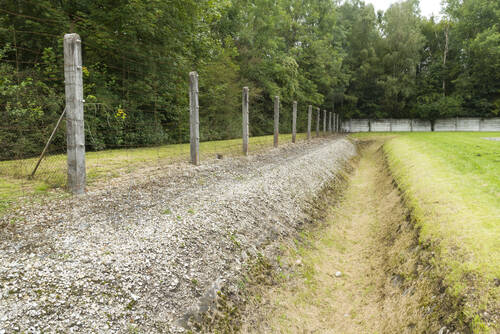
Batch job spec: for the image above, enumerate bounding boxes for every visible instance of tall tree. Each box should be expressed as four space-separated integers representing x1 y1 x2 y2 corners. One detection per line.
377 0 425 117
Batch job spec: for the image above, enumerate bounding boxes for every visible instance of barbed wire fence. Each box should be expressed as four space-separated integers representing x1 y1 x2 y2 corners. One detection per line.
0 8 342 214
0 25 68 215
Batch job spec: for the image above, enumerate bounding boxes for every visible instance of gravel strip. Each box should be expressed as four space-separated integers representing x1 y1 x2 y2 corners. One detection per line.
0 137 356 333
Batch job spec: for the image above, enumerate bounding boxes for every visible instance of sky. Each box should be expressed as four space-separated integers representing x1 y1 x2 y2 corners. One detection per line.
365 0 443 18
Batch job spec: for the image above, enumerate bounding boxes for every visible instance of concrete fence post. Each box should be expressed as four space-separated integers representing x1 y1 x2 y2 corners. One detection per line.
323 110 327 134
189 71 200 165
274 96 279 148
242 87 249 156
329 112 332 132
307 105 312 140
292 101 297 143
316 108 320 137
64 33 86 195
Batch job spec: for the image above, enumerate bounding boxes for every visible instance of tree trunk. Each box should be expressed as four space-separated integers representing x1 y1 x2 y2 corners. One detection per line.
443 24 449 96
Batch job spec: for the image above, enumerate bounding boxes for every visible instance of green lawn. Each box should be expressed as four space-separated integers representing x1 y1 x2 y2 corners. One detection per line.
0 132 310 215
354 132 499 332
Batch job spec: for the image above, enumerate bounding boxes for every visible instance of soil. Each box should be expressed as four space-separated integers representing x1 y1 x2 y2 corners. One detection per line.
240 140 456 334
0 137 356 333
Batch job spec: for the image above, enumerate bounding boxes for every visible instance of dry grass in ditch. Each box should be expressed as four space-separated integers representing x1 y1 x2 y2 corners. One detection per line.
240 140 459 333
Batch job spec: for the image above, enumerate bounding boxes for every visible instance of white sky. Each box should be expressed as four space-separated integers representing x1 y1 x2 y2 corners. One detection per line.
365 0 443 18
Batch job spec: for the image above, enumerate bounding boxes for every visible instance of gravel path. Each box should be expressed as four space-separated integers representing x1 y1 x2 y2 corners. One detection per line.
0 137 356 333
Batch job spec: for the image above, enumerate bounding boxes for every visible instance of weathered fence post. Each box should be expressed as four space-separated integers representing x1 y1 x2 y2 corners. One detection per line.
292 101 297 143
333 112 337 133
316 107 320 137
307 105 312 140
242 87 249 156
328 112 332 132
274 96 279 148
189 71 200 165
323 110 327 134
64 33 86 195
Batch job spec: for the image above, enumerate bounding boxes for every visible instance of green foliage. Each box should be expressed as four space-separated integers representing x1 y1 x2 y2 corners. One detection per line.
0 0 499 161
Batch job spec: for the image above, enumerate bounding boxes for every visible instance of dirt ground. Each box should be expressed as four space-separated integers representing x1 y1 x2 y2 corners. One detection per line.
0 137 356 333
241 140 445 334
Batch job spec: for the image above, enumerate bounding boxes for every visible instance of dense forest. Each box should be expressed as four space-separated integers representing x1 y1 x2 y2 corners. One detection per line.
1 0 499 159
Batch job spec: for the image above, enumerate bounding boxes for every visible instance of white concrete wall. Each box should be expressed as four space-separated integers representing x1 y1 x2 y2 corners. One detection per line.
341 121 350 132
411 120 432 132
391 119 412 132
344 118 500 133
434 119 457 132
457 118 480 131
480 118 500 132
349 119 370 132
370 120 391 132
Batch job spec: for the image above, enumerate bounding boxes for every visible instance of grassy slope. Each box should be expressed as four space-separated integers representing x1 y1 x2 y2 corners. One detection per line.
377 132 499 332
242 141 435 333
0 133 309 215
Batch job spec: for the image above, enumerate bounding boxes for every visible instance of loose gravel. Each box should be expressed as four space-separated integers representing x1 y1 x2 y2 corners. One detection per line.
0 137 356 333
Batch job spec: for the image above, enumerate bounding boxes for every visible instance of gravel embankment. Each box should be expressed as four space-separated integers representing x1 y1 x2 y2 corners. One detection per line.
0 137 356 333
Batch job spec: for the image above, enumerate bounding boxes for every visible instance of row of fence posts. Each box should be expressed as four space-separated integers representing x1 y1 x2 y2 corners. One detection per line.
59 34 343 195
188 71 342 166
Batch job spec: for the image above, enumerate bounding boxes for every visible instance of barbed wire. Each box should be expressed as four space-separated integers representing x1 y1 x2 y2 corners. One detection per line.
0 5 331 213
0 8 62 24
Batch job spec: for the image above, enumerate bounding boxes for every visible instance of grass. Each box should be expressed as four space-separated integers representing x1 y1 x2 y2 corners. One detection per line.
0 132 310 215
0 176 58 216
352 132 500 332
0 178 24 214
243 140 438 333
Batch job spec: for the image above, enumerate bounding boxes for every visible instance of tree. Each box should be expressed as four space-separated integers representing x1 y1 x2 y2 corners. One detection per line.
377 0 425 118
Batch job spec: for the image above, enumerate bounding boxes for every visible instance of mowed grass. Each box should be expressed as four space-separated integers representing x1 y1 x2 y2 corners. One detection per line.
0 133 309 215
354 132 499 331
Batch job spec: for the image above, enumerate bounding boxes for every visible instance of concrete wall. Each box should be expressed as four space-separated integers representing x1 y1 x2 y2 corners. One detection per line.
349 119 370 133
392 119 412 132
411 120 432 132
480 118 500 131
434 119 457 132
457 118 480 131
371 119 391 132
344 118 500 133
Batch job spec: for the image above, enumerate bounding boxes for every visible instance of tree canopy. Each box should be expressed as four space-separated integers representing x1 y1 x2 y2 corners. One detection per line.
1 0 498 159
